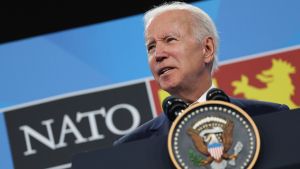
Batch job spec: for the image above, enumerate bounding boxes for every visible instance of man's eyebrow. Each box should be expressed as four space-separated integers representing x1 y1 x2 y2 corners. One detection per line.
146 38 155 47
146 32 180 45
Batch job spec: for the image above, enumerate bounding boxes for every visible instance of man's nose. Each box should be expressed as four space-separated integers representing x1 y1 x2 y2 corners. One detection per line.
154 43 168 63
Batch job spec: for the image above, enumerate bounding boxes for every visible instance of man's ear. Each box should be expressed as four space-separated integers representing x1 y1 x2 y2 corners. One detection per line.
202 37 215 64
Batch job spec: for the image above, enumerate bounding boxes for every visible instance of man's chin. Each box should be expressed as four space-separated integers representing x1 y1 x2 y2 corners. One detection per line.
159 84 178 94
158 77 181 91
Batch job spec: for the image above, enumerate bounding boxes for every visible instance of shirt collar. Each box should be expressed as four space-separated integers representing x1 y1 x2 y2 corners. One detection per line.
196 84 215 103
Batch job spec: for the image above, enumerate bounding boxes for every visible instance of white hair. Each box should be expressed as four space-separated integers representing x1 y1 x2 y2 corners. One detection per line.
144 1 219 72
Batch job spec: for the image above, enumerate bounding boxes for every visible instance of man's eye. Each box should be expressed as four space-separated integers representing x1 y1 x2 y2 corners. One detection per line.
166 37 176 42
147 45 155 53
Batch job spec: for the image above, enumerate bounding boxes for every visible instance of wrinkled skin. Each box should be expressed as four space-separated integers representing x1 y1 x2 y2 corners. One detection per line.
145 10 215 102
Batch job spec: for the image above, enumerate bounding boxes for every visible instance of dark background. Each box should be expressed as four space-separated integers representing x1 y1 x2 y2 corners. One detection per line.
0 0 201 44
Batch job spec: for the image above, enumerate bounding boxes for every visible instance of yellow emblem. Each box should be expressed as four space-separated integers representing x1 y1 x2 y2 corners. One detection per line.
232 59 298 109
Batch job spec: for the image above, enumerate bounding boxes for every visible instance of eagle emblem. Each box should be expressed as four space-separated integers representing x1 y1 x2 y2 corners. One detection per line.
187 116 243 169
167 101 260 169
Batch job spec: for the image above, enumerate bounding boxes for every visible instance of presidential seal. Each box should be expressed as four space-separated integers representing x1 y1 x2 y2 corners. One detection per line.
168 101 260 169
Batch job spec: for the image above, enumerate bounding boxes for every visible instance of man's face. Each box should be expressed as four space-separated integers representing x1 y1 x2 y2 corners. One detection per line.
145 10 212 95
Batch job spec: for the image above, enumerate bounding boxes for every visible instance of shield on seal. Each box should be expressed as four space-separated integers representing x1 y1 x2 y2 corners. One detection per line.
208 143 224 161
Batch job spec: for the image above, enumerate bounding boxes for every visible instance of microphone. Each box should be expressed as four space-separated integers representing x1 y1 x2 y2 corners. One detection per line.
162 96 190 122
206 88 230 102
163 88 229 122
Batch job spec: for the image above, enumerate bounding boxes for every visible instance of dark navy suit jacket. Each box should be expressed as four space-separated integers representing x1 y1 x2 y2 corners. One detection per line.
113 97 289 146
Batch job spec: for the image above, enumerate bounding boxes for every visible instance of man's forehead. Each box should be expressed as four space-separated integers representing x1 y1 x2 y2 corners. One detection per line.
144 10 195 43
146 11 193 31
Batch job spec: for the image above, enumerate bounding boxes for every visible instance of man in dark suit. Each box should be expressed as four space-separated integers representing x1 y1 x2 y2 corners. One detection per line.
114 1 289 146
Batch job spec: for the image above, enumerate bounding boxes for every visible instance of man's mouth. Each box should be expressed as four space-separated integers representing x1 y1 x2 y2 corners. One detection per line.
158 67 174 76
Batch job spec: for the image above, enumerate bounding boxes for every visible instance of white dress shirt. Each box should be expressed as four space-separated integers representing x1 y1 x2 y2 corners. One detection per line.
196 84 215 103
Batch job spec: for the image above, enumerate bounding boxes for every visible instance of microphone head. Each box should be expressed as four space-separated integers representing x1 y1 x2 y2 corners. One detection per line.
206 88 230 102
162 96 189 122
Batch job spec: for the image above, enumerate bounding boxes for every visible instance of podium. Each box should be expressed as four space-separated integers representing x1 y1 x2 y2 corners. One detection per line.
72 108 300 169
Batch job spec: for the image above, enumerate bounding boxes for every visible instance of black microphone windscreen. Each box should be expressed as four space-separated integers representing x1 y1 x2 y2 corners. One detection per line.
206 88 230 102
162 96 189 122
